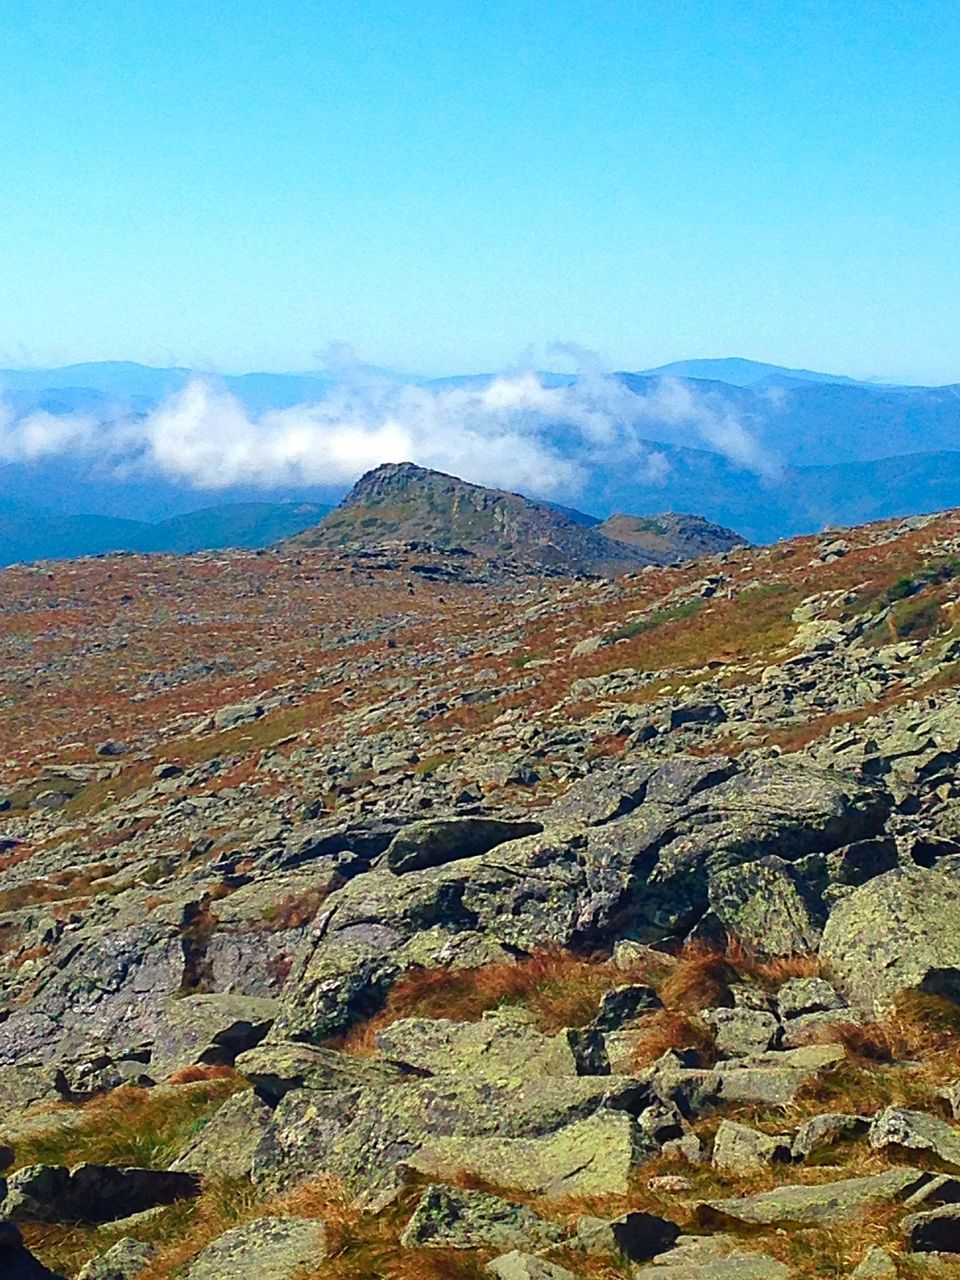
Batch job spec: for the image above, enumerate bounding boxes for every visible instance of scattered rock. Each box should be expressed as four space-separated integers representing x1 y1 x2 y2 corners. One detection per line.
187 1216 328 1279
399 1185 563 1250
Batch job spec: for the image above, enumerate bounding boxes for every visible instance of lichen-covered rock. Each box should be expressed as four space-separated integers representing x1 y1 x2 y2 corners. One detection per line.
399 1185 563 1250
850 1245 898 1277
486 1254 581 1280
791 1112 870 1161
252 1072 648 1196
150 994 277 1076
1 1163 200 1224
711 1120 790 1175
593 984 661 1030
375 1014 578 1079
705 1008 779 1059
776 977 844 1021
632 1233 791 1278
235 1040 403 1099
171 1090 273 1178
697 1166 928 1226
405 1111 650 1198
75 1238 157 1280
707 856 822 955
869 1106 960 1169
187 1216 328 1279
820 865 960 1013
571 1210 680 1260
385 817 541 873
902 1203 960 1252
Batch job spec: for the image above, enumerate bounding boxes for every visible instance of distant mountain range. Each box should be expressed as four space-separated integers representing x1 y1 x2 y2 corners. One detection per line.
4 357 960 563
0 501 331 567
293 462 746 575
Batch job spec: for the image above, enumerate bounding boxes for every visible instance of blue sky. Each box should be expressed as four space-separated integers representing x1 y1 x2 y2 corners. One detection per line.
2 0 959 381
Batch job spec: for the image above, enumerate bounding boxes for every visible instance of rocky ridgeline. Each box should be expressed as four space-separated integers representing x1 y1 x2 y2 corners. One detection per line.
6 505 960 1275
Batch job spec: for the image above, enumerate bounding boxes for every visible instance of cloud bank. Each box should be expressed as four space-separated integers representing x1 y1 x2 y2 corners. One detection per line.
0 365 779 500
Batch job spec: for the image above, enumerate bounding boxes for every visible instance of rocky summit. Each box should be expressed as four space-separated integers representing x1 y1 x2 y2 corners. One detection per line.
291 462 747 576
8 505 960 1278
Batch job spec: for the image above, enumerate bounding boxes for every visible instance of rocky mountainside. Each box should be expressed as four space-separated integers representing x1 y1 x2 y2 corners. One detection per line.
7 512 960 1275
291 463 746 576
597 512 748 561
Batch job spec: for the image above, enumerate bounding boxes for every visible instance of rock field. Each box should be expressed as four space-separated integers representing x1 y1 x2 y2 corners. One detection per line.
6 506 960 1276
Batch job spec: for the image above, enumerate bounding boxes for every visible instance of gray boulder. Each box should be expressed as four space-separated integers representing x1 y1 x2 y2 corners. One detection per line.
486 1254 581 1280
821 864 960 1013
711 1120 790 1174
707 856 821 955
399 1185 563 1250
171 1090 274 1178
75 1238 157 1280
187 1216 328 1279
385 816 541 873
150 994 278 1076
791 1112 870 1161
375 1015 579 1079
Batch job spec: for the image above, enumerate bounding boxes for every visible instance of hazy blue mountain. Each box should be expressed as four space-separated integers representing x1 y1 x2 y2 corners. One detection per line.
0 501 331 567
638 357 867 387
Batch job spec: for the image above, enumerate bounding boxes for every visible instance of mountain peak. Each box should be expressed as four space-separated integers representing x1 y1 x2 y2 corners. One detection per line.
291 463 747 576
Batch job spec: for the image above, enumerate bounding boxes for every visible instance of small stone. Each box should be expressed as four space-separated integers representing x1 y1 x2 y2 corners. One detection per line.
486 1253 579 1280
869 1107 960 1170
850 1245 898 1277
76 1238 157 1280
400 1185 562 1251
187 1217 328 1279
777 977 844 1020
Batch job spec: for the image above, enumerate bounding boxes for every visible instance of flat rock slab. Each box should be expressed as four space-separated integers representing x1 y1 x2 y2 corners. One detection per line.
697 1166 928 1227
376 1015 578 1079
235 1040 403 1099
400 1185 563 1251
2 1163 200 1224
405 1111 643 1199
187 1217 328 1280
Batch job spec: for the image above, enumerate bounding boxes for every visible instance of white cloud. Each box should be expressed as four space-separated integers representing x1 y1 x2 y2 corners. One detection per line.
0 363 780 498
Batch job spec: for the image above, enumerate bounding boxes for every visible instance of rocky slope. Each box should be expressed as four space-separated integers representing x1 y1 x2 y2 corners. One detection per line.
292 463 745 576
5 510 960 1276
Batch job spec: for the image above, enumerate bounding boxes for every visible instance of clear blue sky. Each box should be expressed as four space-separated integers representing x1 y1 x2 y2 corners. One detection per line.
2 0 959 381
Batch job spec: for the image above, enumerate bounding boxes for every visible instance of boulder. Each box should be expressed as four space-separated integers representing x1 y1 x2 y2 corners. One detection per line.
571 1210 680 1260
488 1254 578 1274
252 1071 648 1196
150 995 277 1076
776 977 844 1021
385 817 541 873
704 1008 779 1059
404 1110 649 1198
1 1164 200 1224
820 865 960 1013
850 1246 898 1277
486 1254 581 1280
171 1090 274 1178
75 1238 157 1279
711 1120 790 1175
632 1234 790 1278
593 984 661 1030
902 1202 960 1252
375 1014 578 1079
707 856 821 955
235 1040 403 1100
697 1166 928 1227
187 1216 328 1279
399 1185 563 1250
869 1106 960 1169
791 1112 870 1161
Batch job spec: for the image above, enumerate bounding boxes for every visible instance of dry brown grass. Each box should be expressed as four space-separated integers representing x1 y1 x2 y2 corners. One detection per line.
628 1010 718 1067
